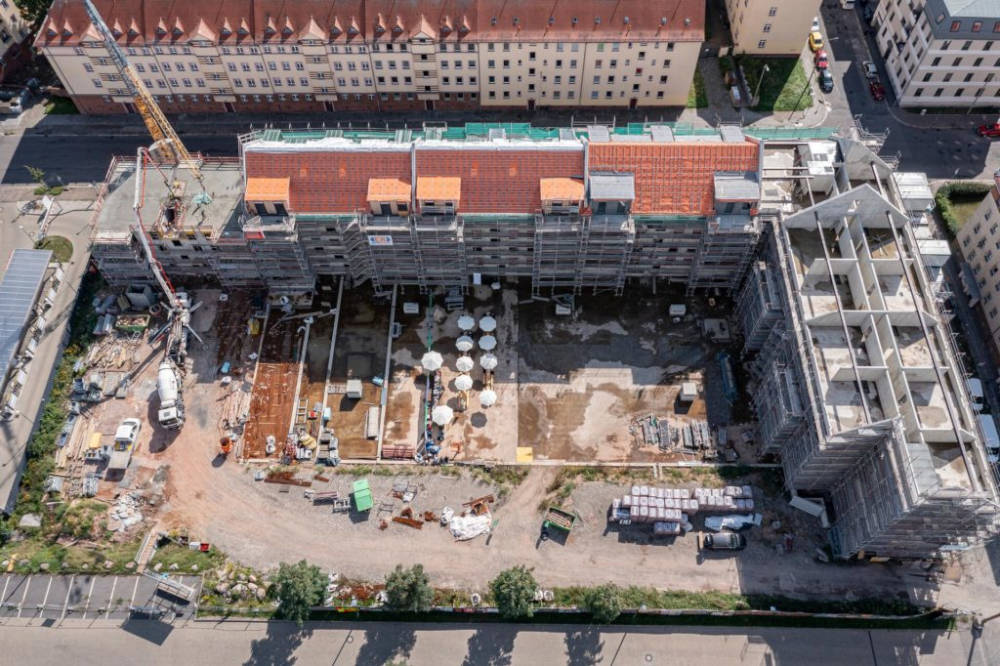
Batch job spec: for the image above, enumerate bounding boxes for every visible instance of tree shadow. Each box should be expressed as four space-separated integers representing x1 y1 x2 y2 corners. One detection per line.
355 625 417 666
243 621 312 666
564 628 605 666
461 626 517 666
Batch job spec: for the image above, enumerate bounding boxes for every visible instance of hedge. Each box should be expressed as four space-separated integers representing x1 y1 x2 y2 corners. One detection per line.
936 181 992 236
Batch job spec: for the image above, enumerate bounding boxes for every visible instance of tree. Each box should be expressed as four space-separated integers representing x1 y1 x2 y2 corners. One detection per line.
25 165 46 187
384 564 433 612
490 566 537 619
13 0 53 26
273 560 326 627
582 584 623 624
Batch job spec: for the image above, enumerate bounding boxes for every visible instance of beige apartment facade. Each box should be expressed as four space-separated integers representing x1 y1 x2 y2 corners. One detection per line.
725 0 820 55
872 0 1000 108
957 172 1000 354
37 0 704 114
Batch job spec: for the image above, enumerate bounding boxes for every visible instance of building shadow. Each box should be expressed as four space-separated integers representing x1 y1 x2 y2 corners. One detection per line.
242 621 312 666
354 624 417 666
461 625 516 666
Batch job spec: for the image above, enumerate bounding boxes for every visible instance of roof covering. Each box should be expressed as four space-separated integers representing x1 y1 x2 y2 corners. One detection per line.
588 140 760 215
539 177 585 202
244 176 289 202
367 178 412 202
37 0 704 48
417 176 462 202
589 174 635 201
714 172 761 202
0 249 52 389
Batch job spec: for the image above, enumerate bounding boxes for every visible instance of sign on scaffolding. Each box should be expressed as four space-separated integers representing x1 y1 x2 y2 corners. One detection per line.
367 235 394 246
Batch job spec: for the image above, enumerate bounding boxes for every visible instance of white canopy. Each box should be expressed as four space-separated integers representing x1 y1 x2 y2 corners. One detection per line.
479 353 498 371
456 355 475 372
457 315 476 331
478 315 497 332
432 404 454 426
420 351 444 372
456 336 475 352
455 374 474 391
478 335 497 351
479 389 497 408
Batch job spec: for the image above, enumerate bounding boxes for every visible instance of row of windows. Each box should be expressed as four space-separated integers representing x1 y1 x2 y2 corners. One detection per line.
911 86 1000 98
920 70 997 84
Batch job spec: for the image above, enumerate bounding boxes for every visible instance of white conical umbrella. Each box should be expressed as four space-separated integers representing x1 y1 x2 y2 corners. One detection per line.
455 374 473 391
478 335 497 351
456 355 475 372
479 315 497 332
432 404 454 426
457 315 476 331
480 353 498 371
480 389 497 408
421 351 443 372
456 336 475 352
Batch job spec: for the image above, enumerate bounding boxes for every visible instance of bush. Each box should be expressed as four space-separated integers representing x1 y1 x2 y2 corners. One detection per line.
582 584 624 623
384 564 433 613
273 560 327 627
490 566 537 619
936 181 991 236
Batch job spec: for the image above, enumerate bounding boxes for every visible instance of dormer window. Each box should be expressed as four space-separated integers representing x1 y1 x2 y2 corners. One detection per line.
540 178 585 215
417 177 461 215
245 177 290 217
366 178 411 217
588 173 634 216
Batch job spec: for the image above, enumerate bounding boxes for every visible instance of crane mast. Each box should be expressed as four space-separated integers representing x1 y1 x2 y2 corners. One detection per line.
81 0 200 179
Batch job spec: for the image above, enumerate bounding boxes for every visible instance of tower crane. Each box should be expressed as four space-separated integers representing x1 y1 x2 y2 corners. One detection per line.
81 0 201 179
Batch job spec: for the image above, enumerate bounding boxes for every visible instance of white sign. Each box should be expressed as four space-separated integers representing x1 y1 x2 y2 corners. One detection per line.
367 235 394 246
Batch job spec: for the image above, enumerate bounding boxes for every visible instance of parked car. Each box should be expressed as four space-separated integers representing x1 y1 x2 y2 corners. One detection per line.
702 531 747 551
819 70 835 93
814 50 829 69
869 80 886 101
808 31 825 52
811 16 821 32
862 61 879 80
0 87 28 115
978 122 1000 138
107 418 141 472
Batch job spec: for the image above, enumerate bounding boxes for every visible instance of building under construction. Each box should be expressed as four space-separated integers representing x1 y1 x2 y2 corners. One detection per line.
93 123 764 296
736 137 1000 558
90 122 1000 558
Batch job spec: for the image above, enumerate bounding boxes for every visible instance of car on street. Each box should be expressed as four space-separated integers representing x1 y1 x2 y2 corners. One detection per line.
869 80 886 101
862 61 879 80
808 31 824 52
978 122 1000 138
814 50 829 70
702 531 747 551
819 69 835 93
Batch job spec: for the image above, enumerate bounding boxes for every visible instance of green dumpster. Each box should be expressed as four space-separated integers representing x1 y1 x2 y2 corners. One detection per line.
352 479 373 512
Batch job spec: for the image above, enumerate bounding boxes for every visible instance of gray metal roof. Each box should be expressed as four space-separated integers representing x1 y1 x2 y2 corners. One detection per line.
586 126 611 142
941 0 1000 17
650 125 675 143
714 172 761 201
589 173 635 201
719 125 746 144
927 0 1000 39
0 249 52 386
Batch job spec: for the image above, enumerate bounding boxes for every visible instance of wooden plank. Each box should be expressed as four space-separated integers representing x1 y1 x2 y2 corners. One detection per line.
392 516 424 529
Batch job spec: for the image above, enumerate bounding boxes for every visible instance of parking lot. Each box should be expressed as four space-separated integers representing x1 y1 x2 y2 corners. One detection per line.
0 574 201 621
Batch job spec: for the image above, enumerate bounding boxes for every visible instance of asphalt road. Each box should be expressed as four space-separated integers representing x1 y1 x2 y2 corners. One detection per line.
0 619 996 665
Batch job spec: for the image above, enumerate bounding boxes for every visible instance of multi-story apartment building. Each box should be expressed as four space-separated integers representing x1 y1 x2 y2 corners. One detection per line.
36 0 705 114
725 0 820 55
0 0 31 80
957 171 1000 355
872 0 1000 108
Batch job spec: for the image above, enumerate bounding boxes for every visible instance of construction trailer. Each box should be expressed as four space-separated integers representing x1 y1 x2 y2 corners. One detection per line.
735 136 1000 558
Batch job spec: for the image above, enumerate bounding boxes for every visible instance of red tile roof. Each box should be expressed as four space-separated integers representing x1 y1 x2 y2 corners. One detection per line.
588 141 760 216
415 148 585 214
244 149 411 214
38 0 703 47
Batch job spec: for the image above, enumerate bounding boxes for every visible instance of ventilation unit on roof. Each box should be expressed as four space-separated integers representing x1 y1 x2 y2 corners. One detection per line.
595 17 601 25
661 17 668 25
572 17 578 25
491 16 497 26
624 16 630 25
513 17 519 26
685 18 691 25
548 16 555 26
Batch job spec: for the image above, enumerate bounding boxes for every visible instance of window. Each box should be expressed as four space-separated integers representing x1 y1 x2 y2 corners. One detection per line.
92 79 103 88
973 21 983 33
84 63 94 72
295 62 304 71
241 63 250 72
182 78 192 87
953 57 962 66
768 6 777 17
951 21 962 32
923 73 932 82
593 75 600 84
763 24 771 33
176 63 185 72
934 88 943 96
591 90 599 99
757 40 767 49
914 88 923 96
931 57 941 66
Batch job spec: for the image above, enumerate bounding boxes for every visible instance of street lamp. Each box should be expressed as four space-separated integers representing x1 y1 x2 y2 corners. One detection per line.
752 64 770 107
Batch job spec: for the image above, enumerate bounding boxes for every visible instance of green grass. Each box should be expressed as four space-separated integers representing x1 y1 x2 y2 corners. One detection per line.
149 543 226 573
43 98 78 115
35 235 73 263
741 57 813 112
1 535 142 574
936 181 992 235
687 67 709 109
468 465 529 499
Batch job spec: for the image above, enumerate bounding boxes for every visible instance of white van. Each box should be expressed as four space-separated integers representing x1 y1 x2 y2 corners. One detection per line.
967 378 985 412
978 414 999 464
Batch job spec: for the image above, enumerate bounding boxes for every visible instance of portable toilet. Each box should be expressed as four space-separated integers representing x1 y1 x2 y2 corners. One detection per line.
346 379 363 399
352 479 373 512
680 382 699 402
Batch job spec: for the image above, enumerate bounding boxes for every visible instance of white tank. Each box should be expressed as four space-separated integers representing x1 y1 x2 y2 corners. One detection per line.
157 362 179 406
